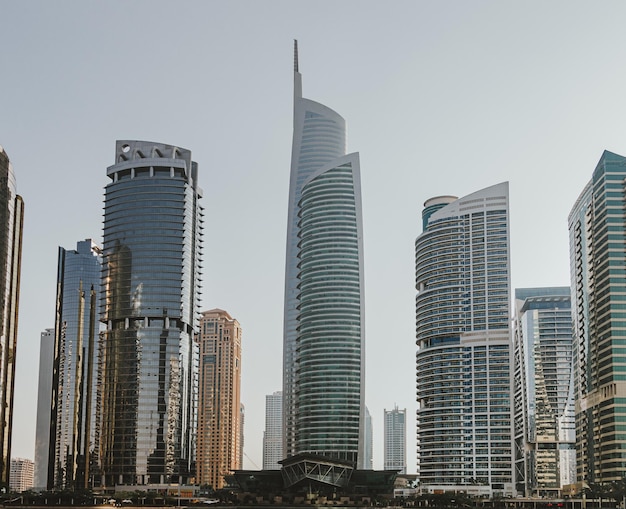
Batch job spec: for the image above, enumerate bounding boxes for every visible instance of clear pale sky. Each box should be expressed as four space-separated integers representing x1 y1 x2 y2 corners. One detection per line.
2 1 626 474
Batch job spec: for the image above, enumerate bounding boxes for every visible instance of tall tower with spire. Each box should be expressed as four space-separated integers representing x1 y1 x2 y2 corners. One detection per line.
282 42 365 467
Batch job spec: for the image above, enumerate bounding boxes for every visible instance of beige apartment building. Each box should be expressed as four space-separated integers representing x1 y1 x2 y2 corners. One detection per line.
197 309 242 489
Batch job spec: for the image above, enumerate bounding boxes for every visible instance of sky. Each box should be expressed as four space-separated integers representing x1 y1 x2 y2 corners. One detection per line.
2 1 626 474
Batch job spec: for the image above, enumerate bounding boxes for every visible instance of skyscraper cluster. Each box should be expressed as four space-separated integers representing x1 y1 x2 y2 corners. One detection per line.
412 149 626 499
1 43 626 500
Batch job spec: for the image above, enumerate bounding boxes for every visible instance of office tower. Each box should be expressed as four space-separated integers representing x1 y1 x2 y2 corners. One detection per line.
384 406 406 473
197 309 242 489
0 146 23 485
569 150 626 484
282 41 365 467
34 329 54 490
513 288 575 497
100 141 203 487
415 183 513 495
364 407 373 470
263 391 283 470
9 458 33 493
48 240 101 490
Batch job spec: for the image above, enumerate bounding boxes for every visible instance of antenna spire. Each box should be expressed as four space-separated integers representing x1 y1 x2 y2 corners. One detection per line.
293 39 302 100
294 39 299 72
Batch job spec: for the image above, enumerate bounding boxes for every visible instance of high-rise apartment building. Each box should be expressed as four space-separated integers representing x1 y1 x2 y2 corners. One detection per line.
415 183 513 495
9 458 33 493
100 141 203 487
569 150 626 484
34 329 54 490
282 42 365 468
0 146 23 485
384 406 406 473
48 240 101 490
513 288 575 497
197 309 242 489
263 391 282 470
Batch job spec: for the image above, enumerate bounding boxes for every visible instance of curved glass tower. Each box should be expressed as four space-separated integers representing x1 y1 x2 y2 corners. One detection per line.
100 141 203 486
415 183 512 495
283 42 364 466
296 155 364 464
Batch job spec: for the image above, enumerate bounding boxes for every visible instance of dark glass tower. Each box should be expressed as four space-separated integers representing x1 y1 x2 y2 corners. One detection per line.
49 240 102 490
0 146 23 486
100 141 203 487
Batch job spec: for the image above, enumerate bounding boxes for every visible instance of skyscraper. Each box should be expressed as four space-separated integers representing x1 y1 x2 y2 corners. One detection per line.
0 146 23 485
100 141 203 487
384 406 406 473
415 183 513 495
282 41 365 467
263 391 282 470
196 309 242 489
34 329 54 490
569 150 626 484
49 239 101 490
513 287 575 497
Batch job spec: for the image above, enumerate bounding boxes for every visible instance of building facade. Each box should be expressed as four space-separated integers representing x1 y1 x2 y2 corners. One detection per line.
0 146 23 486
34 329 54 490
9 458 33 493
263 392 283 470
364 407 373 470
513 288 575 497
48 240 102 490
569 150 626 484
283 41 365 467
384 406 406 473
197 309 242 489
100 141 203 487
415 183 513 495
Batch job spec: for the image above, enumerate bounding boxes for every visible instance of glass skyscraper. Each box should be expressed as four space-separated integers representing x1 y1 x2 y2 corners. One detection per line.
283 42 365 466
415 183 513 495
0 146 23 485
49 240 102 490
513 287 575 497
569 150 626 484
100 141 203 487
